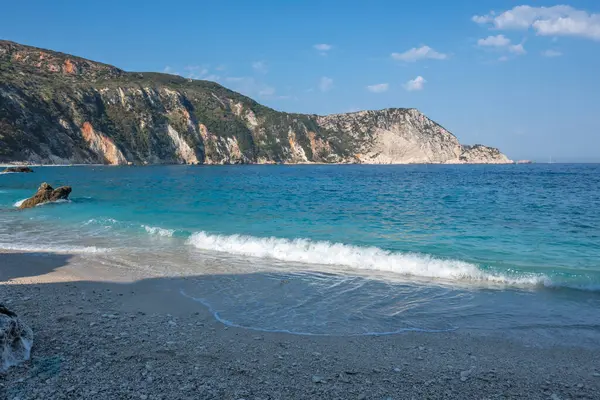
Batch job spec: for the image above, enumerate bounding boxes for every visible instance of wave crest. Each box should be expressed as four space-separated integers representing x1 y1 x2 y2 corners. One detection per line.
83 218 120 226
143 225 175 237
186 231 547 286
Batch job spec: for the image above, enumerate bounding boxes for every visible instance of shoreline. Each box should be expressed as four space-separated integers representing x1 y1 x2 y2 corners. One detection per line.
6 162 599 168
1 161 522 168
1 251 599 399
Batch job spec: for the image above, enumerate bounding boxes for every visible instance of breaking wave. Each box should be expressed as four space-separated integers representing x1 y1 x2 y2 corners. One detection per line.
83 218 120 226
143 225 176 237
186 231 551 286
184 231 599 291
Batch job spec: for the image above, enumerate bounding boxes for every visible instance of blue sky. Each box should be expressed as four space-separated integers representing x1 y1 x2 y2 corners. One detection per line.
2 0 600 162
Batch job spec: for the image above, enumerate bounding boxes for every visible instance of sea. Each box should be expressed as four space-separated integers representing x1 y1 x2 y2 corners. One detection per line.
1 164 599 345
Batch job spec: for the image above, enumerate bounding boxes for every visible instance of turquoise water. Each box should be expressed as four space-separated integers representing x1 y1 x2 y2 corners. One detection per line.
1 164 600 340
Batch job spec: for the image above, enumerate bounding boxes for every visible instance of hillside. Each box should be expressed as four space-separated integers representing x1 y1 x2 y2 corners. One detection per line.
0 40 511 165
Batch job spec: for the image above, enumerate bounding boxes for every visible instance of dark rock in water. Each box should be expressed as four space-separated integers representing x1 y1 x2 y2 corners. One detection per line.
19 182 72 209
2 166 33 173
0 304 34 372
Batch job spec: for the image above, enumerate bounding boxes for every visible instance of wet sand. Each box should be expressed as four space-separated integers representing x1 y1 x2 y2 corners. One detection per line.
1 251 599 399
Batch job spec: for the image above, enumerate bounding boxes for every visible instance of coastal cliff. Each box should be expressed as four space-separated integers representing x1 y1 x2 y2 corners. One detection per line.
0 40 511 165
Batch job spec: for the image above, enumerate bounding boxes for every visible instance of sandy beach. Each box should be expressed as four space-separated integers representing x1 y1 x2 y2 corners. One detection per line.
0 251 598 400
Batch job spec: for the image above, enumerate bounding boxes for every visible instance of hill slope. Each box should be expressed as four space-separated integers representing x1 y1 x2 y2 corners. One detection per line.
0 40 511 165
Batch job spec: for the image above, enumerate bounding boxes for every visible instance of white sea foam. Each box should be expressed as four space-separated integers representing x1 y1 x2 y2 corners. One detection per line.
83 218 120 226
36 199 71 207
13 198 71 208
186 231 548 286
0 242 109 254
143 225 175 237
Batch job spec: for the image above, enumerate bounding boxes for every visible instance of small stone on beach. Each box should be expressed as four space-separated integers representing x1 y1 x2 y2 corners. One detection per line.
460 367 474 382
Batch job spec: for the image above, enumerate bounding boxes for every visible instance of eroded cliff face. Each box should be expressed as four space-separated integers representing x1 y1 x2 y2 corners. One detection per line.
317 109 464 164
81 122 127 165
0 40 512 165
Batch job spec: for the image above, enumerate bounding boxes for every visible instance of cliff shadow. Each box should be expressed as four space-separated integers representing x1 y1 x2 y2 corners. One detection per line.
0 252 73 281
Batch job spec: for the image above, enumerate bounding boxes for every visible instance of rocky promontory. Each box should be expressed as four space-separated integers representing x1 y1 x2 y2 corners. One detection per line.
2 166 33 173
0 40 511 165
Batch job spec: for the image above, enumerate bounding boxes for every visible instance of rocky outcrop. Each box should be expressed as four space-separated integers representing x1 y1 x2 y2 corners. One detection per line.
2 166 33 173
317 109 464 164
458 145 512 164
0 40 511 165
18 182 72 209
0 305 33 372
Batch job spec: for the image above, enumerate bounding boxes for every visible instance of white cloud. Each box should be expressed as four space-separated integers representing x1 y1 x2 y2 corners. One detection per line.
314 43 332 51
183 65 221 81
366 83 389 93
498 56 509 62
509 43 526 54
473 5 600 40
225 77 276 98
314 44 333 55
162 65 224 82
391 46 448 62
472 14 494 24
258 87 275 96
403 76 426 91
318 77 333 92
163 66 180 75
477 34 511 47
252 61 268 74
476 34 526 56
542 49 563 57
184 65 208 79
